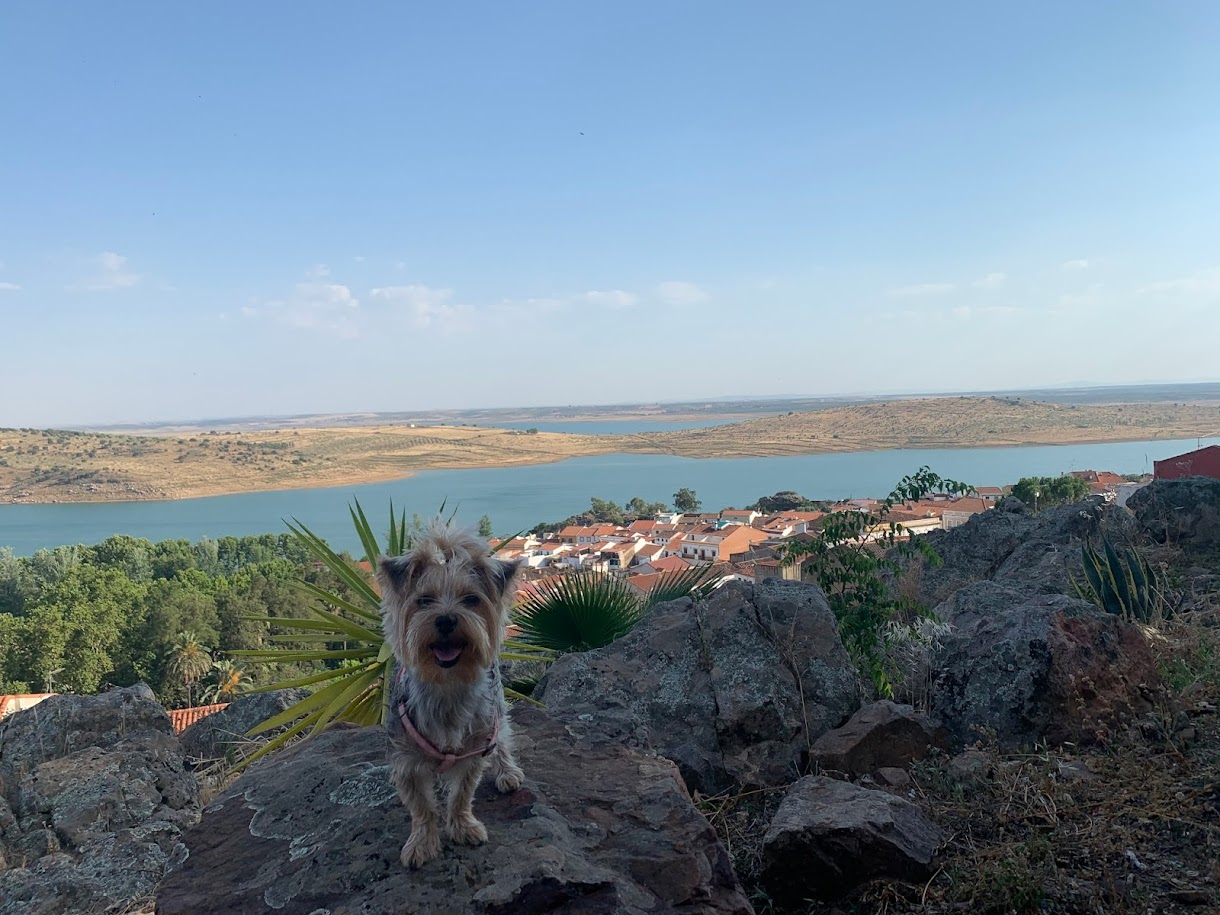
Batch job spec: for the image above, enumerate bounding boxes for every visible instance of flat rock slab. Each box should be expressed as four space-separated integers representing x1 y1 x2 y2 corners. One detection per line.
761 776 944 904
156 705 753 915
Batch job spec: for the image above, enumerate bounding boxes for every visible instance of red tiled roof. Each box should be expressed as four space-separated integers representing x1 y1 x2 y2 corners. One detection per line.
168 703 229 733
649 555 691 572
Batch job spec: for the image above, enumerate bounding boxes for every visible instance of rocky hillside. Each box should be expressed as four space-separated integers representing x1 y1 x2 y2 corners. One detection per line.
0 478 1216 913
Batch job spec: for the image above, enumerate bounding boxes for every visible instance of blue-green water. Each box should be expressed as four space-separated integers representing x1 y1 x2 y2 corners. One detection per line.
2 437 1214 556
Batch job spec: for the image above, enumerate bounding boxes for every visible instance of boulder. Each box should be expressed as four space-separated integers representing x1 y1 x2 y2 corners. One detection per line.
911 497 1138 606
534 579 862 792
1128 477 1220 549
760 776 944 903
811 701 948 775
178 688 310 764
0 685 200 915
930 582 1160 749
155 704 753 915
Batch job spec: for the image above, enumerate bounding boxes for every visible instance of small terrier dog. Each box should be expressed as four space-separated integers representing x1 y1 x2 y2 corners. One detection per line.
376 525 525 868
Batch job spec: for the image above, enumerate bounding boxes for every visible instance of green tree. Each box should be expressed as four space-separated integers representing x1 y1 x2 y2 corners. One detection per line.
1011 475 1091 510
625 497 668 519
166 630 213 707
478 515 494 538
202 659 251 704
588 497 625 524
782 466 972 694
673 488 701 514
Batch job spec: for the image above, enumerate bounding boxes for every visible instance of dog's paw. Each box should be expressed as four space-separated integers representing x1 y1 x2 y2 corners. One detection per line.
447 815 488 846
401 831 442 868
495 766 524 794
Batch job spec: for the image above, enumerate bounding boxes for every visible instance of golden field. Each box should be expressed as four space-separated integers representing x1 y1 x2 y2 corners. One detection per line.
2 397 1218 503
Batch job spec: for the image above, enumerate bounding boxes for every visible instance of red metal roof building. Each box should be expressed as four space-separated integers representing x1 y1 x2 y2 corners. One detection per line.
1153 445 1220 481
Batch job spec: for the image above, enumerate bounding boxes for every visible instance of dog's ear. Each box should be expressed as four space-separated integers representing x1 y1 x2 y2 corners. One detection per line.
483 556 522 601
376 553 420 599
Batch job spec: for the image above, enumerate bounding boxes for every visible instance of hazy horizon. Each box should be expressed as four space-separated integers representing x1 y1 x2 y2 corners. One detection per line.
3 2 1219 427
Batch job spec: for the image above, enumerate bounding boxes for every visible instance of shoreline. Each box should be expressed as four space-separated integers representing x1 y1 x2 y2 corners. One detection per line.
3 429 1214 507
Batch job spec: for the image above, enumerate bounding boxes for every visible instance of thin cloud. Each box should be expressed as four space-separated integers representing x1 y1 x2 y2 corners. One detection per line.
245 280 362 337
369 284 467 330
886 282 955 297
973 272 1007 289
656 281 709 305
80 251 142 290
1062 259 1089 270
582 289 637 308
0 281 19 291
1137 267 1220 297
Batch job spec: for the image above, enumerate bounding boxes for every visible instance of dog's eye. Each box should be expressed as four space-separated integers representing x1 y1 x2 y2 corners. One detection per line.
416 596 436 607
460 594 481 608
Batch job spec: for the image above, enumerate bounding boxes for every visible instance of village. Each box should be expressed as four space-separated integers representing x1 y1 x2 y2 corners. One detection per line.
494 445 1220 597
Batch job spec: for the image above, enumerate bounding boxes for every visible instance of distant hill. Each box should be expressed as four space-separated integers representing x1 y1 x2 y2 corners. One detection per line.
3 396 1218 504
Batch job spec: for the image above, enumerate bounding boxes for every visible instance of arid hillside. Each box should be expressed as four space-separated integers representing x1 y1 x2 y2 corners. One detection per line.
2 397 1218 503
639 396 1220 457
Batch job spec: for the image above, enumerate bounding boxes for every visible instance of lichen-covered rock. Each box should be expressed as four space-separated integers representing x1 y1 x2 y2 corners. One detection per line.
761 776 944 903
0 685 199 915
930 582 1160 748
178 688 310 764
534 579 862 792
155 705 753 915
910 497 1139 606
811 701 948 775
1128 477 1220 549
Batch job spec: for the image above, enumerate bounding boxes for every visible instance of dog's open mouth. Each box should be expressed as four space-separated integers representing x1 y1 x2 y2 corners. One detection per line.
430 640 467 668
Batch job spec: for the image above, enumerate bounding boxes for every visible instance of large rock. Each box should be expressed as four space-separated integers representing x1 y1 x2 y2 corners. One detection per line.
534 579 862 792
760 776 944 903
155 704 753 915
1128 477 1220 549
0 685 200 915
811 701 948 775
911 497 1138 606
178 688 310 764
930 582 1160 748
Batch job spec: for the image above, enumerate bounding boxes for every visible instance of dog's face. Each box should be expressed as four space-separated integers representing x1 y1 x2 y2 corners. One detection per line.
376 527 520 685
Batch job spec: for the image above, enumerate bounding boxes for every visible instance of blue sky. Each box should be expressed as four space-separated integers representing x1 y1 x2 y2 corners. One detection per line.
2 2 1218 427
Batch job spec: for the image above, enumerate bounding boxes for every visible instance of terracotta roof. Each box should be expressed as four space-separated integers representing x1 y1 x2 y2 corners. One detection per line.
649 555 691 572
625 571 669 593
941 497 989 515
168 703 229 733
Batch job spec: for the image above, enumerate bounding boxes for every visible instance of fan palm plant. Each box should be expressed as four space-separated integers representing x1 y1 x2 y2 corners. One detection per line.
229 501 552 768
166 630 213 708
202 659 252 704
512 563 723 653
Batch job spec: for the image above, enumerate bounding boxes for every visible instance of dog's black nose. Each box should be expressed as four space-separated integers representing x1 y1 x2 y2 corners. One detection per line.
435 615 458 636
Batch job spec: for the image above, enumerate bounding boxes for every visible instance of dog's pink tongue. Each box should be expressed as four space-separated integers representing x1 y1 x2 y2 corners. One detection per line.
433 645 462 663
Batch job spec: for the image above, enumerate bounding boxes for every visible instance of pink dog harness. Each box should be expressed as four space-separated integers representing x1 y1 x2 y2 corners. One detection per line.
394 669 501 774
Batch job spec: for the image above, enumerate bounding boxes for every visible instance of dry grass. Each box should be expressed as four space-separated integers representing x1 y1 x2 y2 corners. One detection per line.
702 594 1220 914
4 396 1219 503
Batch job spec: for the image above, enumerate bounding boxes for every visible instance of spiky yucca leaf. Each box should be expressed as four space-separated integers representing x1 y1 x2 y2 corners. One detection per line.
1072 537 1169 624
231 499 552 769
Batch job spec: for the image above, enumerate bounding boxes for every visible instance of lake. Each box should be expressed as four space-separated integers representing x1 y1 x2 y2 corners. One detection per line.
2 436 1215 556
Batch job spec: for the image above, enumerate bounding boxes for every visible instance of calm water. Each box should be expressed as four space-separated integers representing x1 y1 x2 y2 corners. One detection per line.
2 437 1215 556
